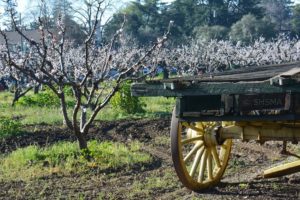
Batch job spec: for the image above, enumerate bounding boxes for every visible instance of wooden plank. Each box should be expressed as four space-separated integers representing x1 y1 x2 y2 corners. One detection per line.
131 81 300 97
131 62 300 97
279 67 300 77
162 62 300 83
238 94 286 111
270 67 300 86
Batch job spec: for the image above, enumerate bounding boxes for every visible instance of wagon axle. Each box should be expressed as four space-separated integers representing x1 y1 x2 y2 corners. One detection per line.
217 121 300 143
215 121 300 179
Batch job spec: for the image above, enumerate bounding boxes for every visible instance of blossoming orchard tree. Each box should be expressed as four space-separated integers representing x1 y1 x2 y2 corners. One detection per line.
0 57 39 106
0 0 172 150
160 37 300 75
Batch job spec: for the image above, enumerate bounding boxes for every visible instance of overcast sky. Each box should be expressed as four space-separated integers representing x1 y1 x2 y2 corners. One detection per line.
10 0 174 13
0 0 129 26
12 0 300 14
15 0 174 13
1 0 300 27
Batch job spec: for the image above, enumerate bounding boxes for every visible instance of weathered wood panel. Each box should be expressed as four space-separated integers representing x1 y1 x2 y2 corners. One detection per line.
164 62 300 83
132 81 300 97
132 62 300 97
238 94 286 111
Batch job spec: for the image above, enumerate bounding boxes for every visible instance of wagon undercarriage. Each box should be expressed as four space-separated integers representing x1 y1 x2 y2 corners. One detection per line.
131 62 300 191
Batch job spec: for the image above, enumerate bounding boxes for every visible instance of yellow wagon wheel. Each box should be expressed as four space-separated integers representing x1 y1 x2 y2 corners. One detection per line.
170 109 232 191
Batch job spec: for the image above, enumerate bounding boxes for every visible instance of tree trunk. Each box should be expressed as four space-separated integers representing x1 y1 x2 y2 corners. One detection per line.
11 96 17 107
11 89 20 107
34 84 39 94
75 130 91 160
11 86 33 107
75 130 88 150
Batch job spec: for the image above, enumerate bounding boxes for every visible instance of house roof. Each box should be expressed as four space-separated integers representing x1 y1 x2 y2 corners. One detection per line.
0 29 42 45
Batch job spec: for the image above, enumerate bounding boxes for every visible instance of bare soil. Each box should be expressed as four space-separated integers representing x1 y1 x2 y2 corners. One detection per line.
1 118 300 199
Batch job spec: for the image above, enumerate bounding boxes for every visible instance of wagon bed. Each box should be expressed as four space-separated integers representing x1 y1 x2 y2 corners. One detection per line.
132 62 300 97
131 62 300 192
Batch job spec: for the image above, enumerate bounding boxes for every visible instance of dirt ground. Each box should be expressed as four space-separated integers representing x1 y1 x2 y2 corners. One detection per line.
1 118 300 200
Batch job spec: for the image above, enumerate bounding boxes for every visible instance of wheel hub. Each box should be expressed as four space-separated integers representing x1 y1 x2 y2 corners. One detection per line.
203 128 218 148
186 122 218 147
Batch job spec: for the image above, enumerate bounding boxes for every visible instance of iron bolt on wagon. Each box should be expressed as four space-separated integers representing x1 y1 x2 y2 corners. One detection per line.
131 62 300 192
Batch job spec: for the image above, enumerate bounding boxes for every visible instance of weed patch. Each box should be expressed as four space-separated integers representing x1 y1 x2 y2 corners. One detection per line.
153 136 170 146
0 140 152 181
16 88 75 108
0 89 176 126
111 81 145 114
0 116 22 138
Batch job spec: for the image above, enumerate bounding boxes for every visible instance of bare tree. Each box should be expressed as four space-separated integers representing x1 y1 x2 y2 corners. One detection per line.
0 0 18 30
70 0 115 45
0 0 172 152
0 31 36 106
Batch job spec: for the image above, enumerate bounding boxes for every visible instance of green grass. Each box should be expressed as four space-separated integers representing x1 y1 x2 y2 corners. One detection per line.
96 97 175 120
0 140 152 181
0 116 22 137
0 91 12 106
0 91 64 125
153 135 170 146
141 97 175 115
0 106 64 125
0 91 175 126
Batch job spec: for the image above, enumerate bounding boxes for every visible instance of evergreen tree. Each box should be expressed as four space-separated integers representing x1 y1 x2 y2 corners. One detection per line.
229 14 276 43
104 0 168 44
260 0 293 32
104 0 272 44
52 0 85 44
194 25 229 41
225 0 263 25
291 4 300 35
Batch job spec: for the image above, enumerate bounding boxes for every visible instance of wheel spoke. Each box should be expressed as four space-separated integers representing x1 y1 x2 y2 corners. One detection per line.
171 111 233 191
211 146 221 168
181 122 204 133
198 149 208 183
207 151 213 180
195 122 204 130
189 147 205 177
182 136 204 145
222 144 228 150
184 142 203 162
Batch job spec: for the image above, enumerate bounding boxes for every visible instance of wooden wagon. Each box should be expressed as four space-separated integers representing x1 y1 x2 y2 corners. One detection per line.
131 62 300 191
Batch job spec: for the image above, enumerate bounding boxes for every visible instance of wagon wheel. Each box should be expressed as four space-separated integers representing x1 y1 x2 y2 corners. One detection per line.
170 110 232 191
